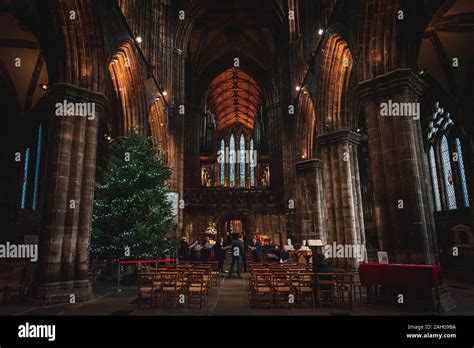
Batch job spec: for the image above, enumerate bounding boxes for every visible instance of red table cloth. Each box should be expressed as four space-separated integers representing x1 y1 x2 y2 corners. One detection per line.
358 263 441 288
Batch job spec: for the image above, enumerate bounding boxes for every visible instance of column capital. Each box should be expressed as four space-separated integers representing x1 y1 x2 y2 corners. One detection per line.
356 68 428 104
48 83 109 112
295 159 323 173
316 129 361 146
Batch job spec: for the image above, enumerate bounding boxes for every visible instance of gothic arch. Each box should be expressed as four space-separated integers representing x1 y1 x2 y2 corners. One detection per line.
295 93 317 160
314 30 355 134
108 41 147 136
149 98 170 165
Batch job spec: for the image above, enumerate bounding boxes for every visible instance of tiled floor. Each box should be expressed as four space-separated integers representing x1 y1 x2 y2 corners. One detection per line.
1 274 473 316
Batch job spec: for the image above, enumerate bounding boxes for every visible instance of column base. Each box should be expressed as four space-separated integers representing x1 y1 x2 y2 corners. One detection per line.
30 280 94 305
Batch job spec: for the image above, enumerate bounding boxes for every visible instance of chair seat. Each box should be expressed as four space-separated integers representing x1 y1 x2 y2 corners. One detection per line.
189 286 203 292
257 287 272 292
299 287 312 292
275 287 291 292
139 287 153 292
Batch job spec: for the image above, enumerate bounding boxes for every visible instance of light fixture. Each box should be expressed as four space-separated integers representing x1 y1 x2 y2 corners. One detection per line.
295 86 301 91
318 29 324 35
135 36 142 43
162 90 168 96
160 123 164 126
39 83 48 91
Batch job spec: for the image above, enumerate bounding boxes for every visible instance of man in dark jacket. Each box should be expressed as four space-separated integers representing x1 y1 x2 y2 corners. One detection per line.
249 237 262 262
213 237 226 272
229 234 244 278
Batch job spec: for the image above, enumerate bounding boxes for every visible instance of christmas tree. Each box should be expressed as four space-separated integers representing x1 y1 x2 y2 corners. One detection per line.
91 131 175 261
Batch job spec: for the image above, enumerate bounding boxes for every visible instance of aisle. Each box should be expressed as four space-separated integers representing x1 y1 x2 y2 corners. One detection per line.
213 275 251 315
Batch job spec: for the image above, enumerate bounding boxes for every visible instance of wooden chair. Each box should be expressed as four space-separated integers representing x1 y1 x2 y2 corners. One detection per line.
296 272 315 308
195 266 212 292
137 274 155 308
254 273 274 308
160 272 180 308
315 272 335 308
208 261 220 286
272 272 293 308
186 272 206 309
351 271 367 303
334 273 353 309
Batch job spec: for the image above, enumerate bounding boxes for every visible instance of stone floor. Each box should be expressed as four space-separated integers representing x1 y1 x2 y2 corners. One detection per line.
1 273 473 316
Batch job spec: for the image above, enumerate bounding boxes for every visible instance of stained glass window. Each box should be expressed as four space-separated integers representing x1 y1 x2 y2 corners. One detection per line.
440 135 457 210
239 134 246 187
21 148 30 209
455 138 470 207
229 134 235 187
32 123 43 211
250 139 255 187
220 139 225 186
428 146 441 211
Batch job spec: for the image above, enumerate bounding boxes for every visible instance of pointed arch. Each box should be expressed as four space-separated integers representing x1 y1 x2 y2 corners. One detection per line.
108 41 147 136
315 31 354 134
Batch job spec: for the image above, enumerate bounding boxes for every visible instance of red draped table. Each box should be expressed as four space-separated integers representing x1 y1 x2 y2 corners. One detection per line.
358 263 442 310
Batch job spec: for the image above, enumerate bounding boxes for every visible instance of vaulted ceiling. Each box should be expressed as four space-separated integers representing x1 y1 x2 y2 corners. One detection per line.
207 68 262 132
418 0 474 98
187 0 281 77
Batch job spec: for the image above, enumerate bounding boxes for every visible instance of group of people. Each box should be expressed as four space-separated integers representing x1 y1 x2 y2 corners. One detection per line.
177 235 263 277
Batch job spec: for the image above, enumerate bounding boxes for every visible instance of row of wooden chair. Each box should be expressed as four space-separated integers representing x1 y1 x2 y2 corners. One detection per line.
248 263 367 309
249 270 315 308
137 264 221 309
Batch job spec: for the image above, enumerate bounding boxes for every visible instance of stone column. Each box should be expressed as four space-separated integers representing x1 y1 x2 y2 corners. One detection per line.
294 159 327 244
34 83 107 303
357 68 438 264
317 130 366 268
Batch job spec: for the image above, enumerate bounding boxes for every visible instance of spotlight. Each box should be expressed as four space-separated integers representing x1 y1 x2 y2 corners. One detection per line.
39 83 48 91
135 36 142 43
295 86 301 91
162 91 168 96
318 29 324 35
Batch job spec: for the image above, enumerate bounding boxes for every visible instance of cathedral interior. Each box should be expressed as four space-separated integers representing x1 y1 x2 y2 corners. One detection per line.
0 0 474 323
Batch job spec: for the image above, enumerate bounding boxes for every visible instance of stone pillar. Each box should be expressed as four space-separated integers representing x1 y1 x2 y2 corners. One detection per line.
317 130 366 268
34 83 107 303
294 159 327 244
357 68 438 264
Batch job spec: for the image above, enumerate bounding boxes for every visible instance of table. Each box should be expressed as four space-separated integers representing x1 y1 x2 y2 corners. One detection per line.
358 263 442 310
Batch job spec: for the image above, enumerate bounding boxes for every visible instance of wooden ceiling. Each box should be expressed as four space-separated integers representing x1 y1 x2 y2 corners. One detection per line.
207 68 262 131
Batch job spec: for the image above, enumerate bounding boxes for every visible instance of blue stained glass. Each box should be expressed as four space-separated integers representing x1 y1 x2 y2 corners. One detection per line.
220 139 225 186
32 123 43 211
455 138 470 207
239 134 246 187
429 146 441 212
21 148 30 209
229 134 235 187
440 135 457 210
250 139 255 187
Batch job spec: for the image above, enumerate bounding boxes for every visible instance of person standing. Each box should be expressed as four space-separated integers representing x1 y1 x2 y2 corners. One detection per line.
229 234 244 278
178 237 190 261
201 236 212 262
213 237 226 272
249 237 262 262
